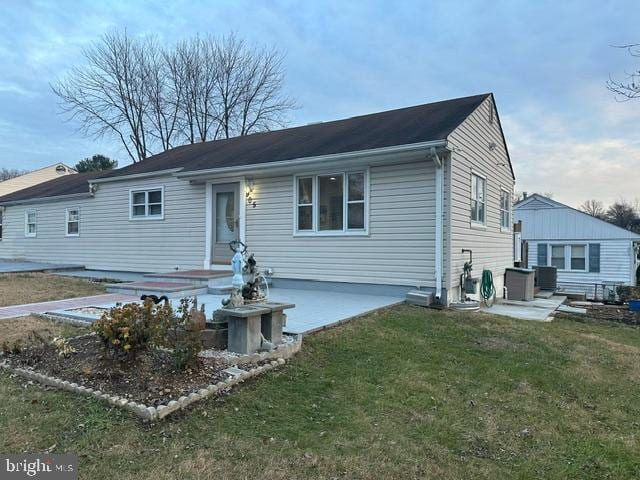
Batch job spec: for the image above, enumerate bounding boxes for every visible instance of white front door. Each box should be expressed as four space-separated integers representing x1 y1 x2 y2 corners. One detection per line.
211 183 240 264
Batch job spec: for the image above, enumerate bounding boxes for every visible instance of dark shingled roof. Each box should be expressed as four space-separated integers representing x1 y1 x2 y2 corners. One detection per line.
1 93 495 203
0 172 102 203
97 93 490 179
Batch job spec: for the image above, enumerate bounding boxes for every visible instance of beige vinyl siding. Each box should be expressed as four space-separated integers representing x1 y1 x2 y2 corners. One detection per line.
245 158 436 286
446 96 515 301
0 175 206 272
0 163 75 197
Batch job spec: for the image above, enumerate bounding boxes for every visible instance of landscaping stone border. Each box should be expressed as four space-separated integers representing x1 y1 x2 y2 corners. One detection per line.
0 335 302 422
32 312 94 327
198 333 302 365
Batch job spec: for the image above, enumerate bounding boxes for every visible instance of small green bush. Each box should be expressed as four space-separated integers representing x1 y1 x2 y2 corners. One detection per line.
92 300 171 363
92 297 202 370
154 298 202 370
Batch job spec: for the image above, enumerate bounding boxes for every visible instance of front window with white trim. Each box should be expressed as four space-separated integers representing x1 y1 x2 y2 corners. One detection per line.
295 171 367 234
25 210 36 237
470 173 486 224
66 207 80 236
500 189 511 230
130 188 164 219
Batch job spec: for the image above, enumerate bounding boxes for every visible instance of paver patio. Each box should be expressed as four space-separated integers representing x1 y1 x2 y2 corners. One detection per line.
0 293 138 319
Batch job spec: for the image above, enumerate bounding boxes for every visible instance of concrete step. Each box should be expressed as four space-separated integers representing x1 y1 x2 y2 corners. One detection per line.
144 269 230 286
209 284 234 294
535 290 555 299
207 276 272 295
106 281 209 298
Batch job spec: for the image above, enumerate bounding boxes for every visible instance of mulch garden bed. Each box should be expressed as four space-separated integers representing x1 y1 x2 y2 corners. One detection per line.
5 334 264 406
560 303 640 326
584 304 640 326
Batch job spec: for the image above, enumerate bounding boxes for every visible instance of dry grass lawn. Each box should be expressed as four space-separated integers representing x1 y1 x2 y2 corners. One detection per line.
0 272 106 307
0 315 89 348
2 305 640 479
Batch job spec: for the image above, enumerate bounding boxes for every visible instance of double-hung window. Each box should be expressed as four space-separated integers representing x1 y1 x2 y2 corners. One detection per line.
295 171 367 234
66 207 80 236
471 173 486 224
500 189 511 230
130 187 164 220
296 177 313 231
551 245 565 269
570 245 586 271
25 210 36 237
548 244 587 271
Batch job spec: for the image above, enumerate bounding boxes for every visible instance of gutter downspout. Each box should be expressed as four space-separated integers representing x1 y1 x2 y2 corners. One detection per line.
431 147 444 303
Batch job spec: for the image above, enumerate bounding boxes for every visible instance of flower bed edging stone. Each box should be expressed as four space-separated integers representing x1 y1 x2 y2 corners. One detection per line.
0 336 301 422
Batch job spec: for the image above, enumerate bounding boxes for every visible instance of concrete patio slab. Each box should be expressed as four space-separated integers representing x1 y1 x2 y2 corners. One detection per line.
47 287 405 334
0 260 83 273
481 295 567 322
53 270 148 283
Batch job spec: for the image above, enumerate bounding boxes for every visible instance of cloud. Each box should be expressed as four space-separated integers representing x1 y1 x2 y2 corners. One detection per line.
505 107 640 207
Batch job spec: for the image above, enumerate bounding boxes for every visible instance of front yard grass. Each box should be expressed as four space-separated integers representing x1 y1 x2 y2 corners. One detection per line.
0 272 106 307
1 305 639 479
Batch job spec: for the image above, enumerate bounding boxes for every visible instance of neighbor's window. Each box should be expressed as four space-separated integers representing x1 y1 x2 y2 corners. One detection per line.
295 171 367 234
130 188 164 219
471 173 486 223
500 189 511 230
25 210 36 237
66 207 80 236
551 245 565 270
570 245 586 271
0 209 3 240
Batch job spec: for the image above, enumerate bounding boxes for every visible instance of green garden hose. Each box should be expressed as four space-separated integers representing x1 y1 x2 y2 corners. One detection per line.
480 269 496 307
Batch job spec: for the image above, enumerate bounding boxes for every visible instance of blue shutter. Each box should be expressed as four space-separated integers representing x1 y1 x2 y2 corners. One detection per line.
589 244 600 273
537 243 547 266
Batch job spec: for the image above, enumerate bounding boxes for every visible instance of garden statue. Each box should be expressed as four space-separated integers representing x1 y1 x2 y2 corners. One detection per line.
242 253 266 302
222 240 248 307
230 241 246 290
221 240 268 307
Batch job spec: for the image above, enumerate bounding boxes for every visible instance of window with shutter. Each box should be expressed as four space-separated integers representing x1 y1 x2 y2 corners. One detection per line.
537 243 547 266
589 244 600 273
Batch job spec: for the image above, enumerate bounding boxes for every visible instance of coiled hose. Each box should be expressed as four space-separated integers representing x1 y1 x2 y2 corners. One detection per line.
480 269 496 307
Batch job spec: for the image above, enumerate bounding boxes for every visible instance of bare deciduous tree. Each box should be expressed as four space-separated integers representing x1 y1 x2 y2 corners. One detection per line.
605 199 639 231
52 30 296 160
211 34 295 139
579 199 606 219
52 30 152 162
0 168 28 182
607 43 640 100
144 40 182 151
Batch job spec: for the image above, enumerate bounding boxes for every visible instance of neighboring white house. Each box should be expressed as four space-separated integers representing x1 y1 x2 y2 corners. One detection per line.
0 163 76 198
0 93 515 305
515 194 640 297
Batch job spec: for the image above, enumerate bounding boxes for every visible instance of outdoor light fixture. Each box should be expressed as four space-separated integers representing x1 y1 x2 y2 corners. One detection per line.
246 179 257 208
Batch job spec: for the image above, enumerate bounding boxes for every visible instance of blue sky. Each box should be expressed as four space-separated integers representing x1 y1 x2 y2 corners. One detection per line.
0 0 639 207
